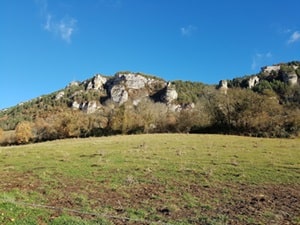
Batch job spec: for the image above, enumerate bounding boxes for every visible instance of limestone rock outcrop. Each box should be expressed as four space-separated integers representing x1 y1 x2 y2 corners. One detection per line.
163 82 178 103
81 101 99 114
283 72 298 86
86 74 107 90
248 76 259 88
217 80 228 94
67 72 178 112
262 65 281 74
55 91 65 100
116 73 147 89
68 81 79 87
107 73 167 105
110 84 129 105
72 101 80 109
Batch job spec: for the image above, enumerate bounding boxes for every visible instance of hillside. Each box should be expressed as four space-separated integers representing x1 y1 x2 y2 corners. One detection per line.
0 61 300 144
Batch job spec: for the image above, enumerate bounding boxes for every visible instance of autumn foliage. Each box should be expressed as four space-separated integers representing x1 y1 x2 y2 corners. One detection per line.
15 121 33 144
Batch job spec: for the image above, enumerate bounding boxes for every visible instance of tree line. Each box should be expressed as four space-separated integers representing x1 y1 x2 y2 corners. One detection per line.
0 85 299 145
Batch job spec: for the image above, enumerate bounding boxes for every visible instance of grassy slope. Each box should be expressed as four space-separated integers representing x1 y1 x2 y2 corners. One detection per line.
0 134 299 224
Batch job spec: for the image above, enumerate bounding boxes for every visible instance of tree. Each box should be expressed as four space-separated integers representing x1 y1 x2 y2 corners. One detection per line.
134 99 168 133
0 128 3 140
33 117 58 141
208 88 288 136
15 121 33 144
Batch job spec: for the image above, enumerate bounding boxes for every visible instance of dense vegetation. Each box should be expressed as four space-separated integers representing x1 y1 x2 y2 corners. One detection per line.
0 62 300 145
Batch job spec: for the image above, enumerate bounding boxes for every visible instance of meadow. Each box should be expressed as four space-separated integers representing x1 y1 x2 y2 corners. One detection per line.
0 134 299 224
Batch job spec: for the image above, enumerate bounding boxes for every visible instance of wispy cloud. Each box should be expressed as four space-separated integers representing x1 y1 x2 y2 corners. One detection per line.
44 15 77 43
180 25 197 37
36 0 77 43
287 31 300 44
251 52 272 70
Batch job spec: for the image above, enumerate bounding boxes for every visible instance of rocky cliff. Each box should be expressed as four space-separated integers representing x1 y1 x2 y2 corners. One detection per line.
55 72 181 114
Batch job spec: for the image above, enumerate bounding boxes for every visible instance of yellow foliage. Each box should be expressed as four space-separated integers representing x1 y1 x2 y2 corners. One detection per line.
15 121 33 144
0 128 3 140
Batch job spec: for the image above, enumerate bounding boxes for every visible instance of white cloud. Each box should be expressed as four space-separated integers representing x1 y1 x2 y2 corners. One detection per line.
36 0 77 43
58 17 77 43
251 52 272 70
287 31 300 44
44 15 77 43
180 25 197 37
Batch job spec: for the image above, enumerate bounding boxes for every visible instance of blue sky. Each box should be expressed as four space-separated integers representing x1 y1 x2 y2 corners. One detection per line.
1 0 300 109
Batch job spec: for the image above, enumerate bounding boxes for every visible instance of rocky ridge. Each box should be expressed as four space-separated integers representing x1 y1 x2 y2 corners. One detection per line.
55 72 180 114
217 61 300 91
49 61 300 114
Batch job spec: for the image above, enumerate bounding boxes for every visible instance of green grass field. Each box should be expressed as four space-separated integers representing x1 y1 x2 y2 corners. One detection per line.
0 134 299 224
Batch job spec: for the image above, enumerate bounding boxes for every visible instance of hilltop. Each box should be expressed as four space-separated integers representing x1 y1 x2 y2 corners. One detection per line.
0 61 299 144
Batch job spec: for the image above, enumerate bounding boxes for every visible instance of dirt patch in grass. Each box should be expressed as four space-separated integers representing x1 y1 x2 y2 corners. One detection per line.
1 172 299 224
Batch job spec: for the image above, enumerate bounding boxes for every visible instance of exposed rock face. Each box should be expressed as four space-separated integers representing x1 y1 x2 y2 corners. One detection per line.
72 101 80 109
262 65 281 73
217 80 228 94
81 101 99 114
86 74 107 90
162 82 178 104
93 75 107 90
69 72 176 110
73 100 99 113
68 81 79 87
116 73 147 89
248 76 259 88
283 72 298 86
107 73 166 105
55 91 65 100
110 84 128 105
